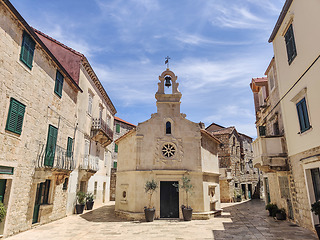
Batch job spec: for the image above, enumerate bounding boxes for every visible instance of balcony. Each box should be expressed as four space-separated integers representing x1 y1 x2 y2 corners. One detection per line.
91 118 113 147
36 143 75 172
79 154 99 173
252 136 288 172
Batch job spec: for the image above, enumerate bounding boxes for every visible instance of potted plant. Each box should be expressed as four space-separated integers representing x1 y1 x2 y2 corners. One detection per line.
265 203 278 217
75 191 86 214
275 208 286 220
85 192 94 210
0 202 6 222
144 179 158 222
311 201 320 238
174 176 194 221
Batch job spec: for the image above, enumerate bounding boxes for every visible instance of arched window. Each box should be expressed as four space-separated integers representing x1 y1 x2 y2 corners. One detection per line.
166 121 171 134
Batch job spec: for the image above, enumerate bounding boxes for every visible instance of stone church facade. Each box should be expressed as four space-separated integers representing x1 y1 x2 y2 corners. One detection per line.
115 69 221 220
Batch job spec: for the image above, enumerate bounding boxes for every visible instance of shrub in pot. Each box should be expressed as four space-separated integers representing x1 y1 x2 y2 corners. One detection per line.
311 201 320 239
275 208 286 220
144 179 158 222
75 191 86 214
174 176 193 221
86 193 94 210
265 203 278 217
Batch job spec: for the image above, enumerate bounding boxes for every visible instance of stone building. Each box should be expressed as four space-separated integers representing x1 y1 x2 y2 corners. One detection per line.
115 69 221 220
206 123 259 203
110 116 136 201
250 59 293 220
0 0 81 236
264 0 320 231
33 29 117 213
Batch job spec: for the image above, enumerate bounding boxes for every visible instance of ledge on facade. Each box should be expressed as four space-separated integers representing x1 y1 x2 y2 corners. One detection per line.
91 118 113 147
36 143 75 172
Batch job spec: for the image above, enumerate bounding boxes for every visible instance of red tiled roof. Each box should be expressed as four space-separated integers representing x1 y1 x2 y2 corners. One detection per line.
211 126 235 135
252 77 268 83
114 116 136 127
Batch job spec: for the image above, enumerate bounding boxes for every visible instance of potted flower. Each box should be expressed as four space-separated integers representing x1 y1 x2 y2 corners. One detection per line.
75 191 86 214
85 192 94 210
174 176 193 221
275 208 286 220
311 201 320 238
144 179 158 222
265 203 278 217
0 202 6 222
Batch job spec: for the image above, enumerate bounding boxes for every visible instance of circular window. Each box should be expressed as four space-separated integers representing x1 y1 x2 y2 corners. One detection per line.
162 143 176 158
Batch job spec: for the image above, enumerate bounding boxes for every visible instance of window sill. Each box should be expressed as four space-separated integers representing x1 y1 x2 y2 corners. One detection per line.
298 126 312 135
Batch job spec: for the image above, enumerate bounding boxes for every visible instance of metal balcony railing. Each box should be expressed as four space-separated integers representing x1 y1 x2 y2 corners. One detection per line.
91 118 113 147
36 143 75 171
79 154 99 172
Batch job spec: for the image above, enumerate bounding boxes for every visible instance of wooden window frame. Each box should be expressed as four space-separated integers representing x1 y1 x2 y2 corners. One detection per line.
54 70 64 98
20 31 35 69
6 98 26 135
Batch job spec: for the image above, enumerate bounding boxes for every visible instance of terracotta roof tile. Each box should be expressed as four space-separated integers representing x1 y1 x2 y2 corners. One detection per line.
114 116 136 127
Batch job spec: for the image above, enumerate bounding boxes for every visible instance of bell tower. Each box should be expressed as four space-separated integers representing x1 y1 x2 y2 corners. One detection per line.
155 68 182 116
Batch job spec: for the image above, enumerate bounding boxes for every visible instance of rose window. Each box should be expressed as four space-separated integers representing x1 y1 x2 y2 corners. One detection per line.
162 143 175 158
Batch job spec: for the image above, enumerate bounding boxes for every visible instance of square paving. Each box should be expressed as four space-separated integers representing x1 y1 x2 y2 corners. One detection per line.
6 200 317 239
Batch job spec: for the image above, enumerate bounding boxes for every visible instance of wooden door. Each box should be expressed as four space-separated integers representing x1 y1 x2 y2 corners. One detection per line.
160 181 179 218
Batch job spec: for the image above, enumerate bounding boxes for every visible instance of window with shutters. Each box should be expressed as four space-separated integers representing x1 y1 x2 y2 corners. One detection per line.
285 24 297 65
20 31 35 69
88 92 93 115
296 98 311 133
115 143 118 153
278 176 290 199
54 70 64 98
116 123 120 133
44 125 58 167
6 98 26 135
40 180 51 204
66 137 73 157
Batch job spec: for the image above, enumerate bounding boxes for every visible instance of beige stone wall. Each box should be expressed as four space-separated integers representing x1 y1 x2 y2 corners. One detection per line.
0 3 78 237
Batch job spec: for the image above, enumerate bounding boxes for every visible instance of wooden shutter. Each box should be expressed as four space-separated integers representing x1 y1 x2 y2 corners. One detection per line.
285 25 297 64
6 98 26 135
54 70 64 97
115 143 118 153
45 125 58 167
116 124 120 133
67 137 73 157
296 98 310 132
20 32 35 69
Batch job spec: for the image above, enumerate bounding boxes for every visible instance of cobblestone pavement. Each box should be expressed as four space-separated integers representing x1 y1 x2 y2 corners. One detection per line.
6 200 317 240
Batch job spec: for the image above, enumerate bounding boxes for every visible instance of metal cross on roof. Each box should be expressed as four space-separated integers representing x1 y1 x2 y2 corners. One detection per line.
165 56 170 69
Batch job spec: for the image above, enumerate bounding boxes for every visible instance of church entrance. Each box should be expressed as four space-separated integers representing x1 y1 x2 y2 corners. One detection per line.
160 181 179 218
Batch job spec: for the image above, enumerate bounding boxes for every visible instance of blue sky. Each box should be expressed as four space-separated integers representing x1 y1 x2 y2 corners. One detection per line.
10 0 285 138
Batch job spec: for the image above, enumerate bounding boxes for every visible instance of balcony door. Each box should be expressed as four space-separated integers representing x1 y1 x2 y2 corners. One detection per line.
44 125 58 167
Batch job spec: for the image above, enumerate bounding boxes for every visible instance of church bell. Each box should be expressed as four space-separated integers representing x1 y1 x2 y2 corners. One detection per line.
164 76 172 88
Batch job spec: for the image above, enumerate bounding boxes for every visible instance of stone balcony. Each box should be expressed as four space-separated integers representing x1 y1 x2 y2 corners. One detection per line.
91 118 113 147
79 154 99 173
252 136 288 172
36 143 75 172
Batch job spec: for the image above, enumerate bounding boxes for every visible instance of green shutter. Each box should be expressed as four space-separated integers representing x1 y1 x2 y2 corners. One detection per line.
20 32 35 69
54 70 64 97
113 161 117 168
296 98 310 133
6 98 26 135
67 137 73 157
115 143 118 153
116 124 120 133
44 125 58 167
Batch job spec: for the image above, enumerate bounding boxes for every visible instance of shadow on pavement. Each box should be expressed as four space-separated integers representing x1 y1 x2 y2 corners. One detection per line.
80 204 131 222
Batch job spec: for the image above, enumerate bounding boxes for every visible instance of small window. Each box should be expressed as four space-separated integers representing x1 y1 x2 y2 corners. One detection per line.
259 126 266 136
66 137 73 157
269 70 275 91
20 31 35 69
6 98 26 135
94 181 97 196
116 123 120 133
113 161 117 168
88 93 93 115
166 121 171 134
54 70 64 97
115 143 118 153
285 24 297 64
296 97 311 133
62 178 68 190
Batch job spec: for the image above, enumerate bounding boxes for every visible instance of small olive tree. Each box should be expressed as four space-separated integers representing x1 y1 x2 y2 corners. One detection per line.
0 202 6 222
173 176 193 209
145 179 158 209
